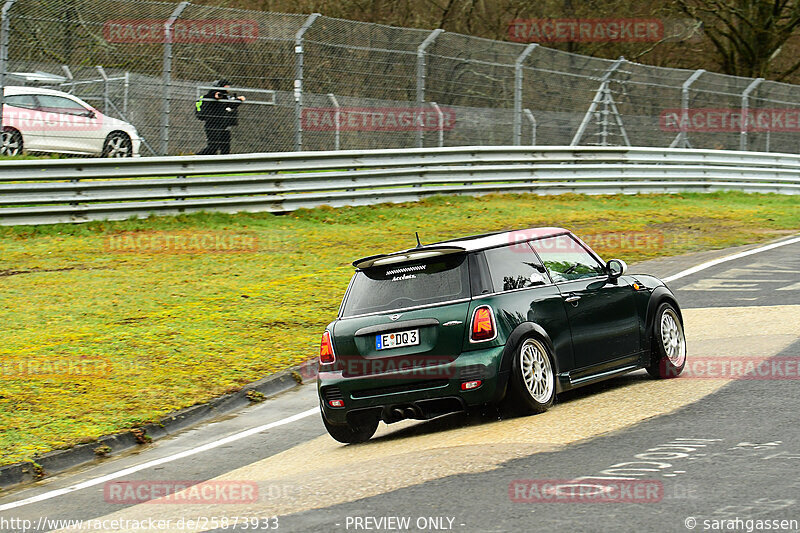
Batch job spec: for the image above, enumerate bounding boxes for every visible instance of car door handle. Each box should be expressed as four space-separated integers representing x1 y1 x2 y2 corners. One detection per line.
564 295 581 303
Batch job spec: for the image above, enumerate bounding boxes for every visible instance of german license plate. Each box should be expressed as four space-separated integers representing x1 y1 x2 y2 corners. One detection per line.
376 329 419 350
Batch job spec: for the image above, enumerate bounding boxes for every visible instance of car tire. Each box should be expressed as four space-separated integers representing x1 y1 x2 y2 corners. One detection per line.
646 302 687 379
102 131 132 158
1 127 23 156
504 337 556 414
322 412 379 444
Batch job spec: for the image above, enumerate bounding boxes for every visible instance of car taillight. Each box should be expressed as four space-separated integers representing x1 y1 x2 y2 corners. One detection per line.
320 330 335 364
471 305 496 342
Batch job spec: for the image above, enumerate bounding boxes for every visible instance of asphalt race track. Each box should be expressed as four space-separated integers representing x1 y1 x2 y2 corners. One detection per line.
1 237 799 533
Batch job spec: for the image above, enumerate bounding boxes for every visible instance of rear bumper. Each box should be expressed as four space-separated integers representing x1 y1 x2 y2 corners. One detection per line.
318 345 505 426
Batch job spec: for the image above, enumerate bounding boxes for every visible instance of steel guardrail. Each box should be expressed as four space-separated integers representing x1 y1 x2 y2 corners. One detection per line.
1 146 798 225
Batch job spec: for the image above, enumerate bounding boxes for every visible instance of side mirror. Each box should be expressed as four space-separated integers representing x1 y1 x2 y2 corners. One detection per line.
83 110 96 119
607 259 627 280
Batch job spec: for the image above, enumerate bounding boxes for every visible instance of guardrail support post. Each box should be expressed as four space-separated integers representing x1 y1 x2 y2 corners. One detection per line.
160 1 189 156
0 0 18 139
513 44 538 145
571 57 625 146
327 92 340 150
740 77 763 151
524 108 537 145
416 28 443 148
294 13 320 152
670 68 705 149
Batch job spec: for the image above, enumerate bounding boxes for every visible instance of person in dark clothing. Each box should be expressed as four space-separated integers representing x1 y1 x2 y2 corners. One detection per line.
196 79 246 155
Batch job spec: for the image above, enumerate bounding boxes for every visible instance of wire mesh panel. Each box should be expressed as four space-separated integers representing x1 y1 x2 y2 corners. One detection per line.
5 0 800 156
744 80 800 154
518 47 616 146
168 6 306 154
685 71 755 150
300 17 429 150
425 33 520 145
609 61 689 149
440 104 516 147
304 16 428 101
7 0 174 72
300 92 426 151
4 0 177 156
426 33 520 109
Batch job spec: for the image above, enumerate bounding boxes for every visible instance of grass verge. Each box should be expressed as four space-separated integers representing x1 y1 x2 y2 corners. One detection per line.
0 191 798 466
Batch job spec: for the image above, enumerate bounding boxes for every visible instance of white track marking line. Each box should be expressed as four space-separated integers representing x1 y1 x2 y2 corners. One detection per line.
663 236 800 283
0 407 319 512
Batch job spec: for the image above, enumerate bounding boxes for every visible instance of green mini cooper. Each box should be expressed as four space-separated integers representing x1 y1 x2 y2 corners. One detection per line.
317 227 687 443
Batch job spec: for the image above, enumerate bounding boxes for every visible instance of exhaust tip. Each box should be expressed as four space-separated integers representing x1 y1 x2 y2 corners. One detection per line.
404 407 418 419
390 408 405 420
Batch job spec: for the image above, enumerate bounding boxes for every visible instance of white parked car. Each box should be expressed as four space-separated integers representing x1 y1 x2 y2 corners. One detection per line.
1 86 141 157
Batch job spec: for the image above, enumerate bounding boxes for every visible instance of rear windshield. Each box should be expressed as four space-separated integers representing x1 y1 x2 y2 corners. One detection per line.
341 254 470 317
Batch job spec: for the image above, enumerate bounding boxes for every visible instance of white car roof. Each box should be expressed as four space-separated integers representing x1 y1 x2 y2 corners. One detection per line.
353 227 571 269
3 85 82 97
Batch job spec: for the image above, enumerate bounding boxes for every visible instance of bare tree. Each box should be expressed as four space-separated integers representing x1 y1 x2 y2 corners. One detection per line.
223 0 800 82
674 0 800 80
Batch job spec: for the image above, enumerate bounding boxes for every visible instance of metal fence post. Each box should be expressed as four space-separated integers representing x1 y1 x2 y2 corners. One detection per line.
524 108 537 145
96 65 109 114
670 69 704 149
0 0 18 139
740 77 763 151
294 13 320 152
430 101 443 147
160 1 189 156
123 72 129 116
61 65 74 93
327 93 340 150
571 57 625 146
416 28 443 148
513 44 538 145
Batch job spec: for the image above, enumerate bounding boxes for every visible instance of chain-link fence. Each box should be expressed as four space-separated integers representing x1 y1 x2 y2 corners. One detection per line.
2 0 800 156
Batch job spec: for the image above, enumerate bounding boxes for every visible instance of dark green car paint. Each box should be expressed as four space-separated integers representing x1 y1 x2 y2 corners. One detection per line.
471 284 571 398
317 228 683 430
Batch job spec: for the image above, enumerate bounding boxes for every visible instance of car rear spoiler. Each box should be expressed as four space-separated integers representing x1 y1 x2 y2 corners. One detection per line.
353 246 467 270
